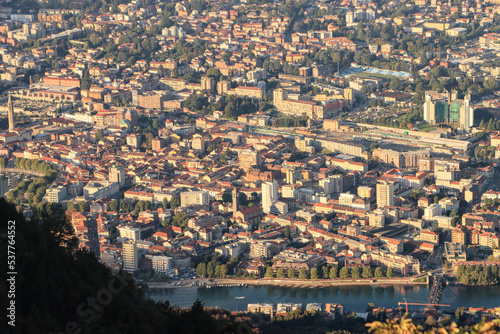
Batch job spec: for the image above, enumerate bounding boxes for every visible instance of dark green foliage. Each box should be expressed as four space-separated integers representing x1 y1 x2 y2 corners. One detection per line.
456 264 499 286
183 93 209 112
272 115 308 127
0 199 232 334
287 151 309 162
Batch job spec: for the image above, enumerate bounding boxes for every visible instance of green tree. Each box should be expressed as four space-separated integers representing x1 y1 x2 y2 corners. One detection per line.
81 70 91 90
77 201 89 212
196 262 207 277
288 267 296 279
206 68 222 81
220 264 228 277
339 267 350 279
238 193 247 205
310 268 318 279
386 267 394 278
221 52 231 62
170 196 180 209
362 266 373 279
322 266 329 279
109 199 120 212
207 262 215 277
351 267 360 279
66 202 75 211
389 77 400 90
222 192 232 203
265 266 274 278
215 264 221 277
299 268 307 279
374 267 384 279
277 268 286 278
95 130 105 141
329 266 338 279
285 226 290 239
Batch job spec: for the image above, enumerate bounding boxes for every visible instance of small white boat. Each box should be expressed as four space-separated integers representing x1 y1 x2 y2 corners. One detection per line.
235 296 245 299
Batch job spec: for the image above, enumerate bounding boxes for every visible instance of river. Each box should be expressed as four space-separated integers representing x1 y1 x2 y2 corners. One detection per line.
146 284 500 312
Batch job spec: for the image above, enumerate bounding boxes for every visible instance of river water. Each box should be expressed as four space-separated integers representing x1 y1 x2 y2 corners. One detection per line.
146 284 500 312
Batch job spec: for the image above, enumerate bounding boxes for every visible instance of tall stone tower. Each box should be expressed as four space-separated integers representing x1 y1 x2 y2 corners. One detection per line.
232 188 239 213
7 95 14 132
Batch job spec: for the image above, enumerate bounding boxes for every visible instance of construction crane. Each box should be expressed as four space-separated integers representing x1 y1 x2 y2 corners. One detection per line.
398 298 450 314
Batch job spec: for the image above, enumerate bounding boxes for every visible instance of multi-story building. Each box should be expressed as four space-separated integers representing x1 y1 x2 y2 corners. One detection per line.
109 165 125 187
439 197 459 212
46 185 67 203
118 225 141 241
420 230 440 244
152 137 166 152
423 91 474 131
218 80 264 100
479 232 500 249
323 119 342 131
339 193 356 207
364 250 420 276
376 181 394 208
262 180 278 214
444 242 467 263
434 163 456 187
123 240 138 272
419 158 461 172
247 68 267 81
372 148 404 168
192 135 206 153
135 91 168 109
451 225 468 244
320 174 343 194
346 223 361 237
295 137 366 158
180 190 209 208
247 303 274 316
358 186 375 201
200 76 214 93
126 133 141 148
238 149 262 170
162 25 185 38
281 184 298 199
424 203 442 219
344 88 353 106
273 88 342 119
83 181 120 200
250 241 274 259
368 209 386 227
285 168 302 185
386 239 403 254
151 255 173 273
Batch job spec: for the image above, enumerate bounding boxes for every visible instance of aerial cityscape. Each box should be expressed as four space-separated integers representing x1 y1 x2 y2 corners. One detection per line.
1 0 500 332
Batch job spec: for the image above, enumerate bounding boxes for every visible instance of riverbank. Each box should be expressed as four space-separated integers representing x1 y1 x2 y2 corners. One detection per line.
146 281 500 312
145 275 429 289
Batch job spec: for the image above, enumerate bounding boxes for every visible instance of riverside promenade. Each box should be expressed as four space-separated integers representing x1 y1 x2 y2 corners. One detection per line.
146 275 429 289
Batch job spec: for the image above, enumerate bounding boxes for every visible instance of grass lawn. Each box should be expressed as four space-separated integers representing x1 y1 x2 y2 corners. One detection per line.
359 72 391 81
417 124 435 132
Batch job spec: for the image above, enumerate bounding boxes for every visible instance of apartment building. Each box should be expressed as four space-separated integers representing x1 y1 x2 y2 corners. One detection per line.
180 190 209 208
